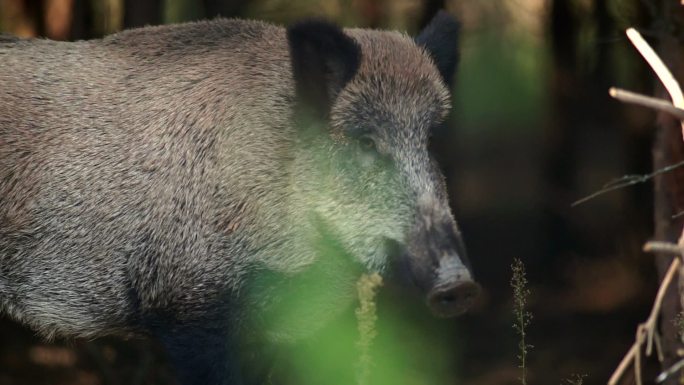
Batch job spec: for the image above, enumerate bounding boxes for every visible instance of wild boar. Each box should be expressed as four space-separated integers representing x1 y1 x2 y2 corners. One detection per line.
0 11 479 385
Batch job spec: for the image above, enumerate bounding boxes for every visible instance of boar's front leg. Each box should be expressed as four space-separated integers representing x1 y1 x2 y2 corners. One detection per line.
152 320 242 385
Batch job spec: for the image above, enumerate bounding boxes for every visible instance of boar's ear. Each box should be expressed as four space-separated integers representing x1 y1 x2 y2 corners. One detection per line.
287 20 361 122
415 10 460 86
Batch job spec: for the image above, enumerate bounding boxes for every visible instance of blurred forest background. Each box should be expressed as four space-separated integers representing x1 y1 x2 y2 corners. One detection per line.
0 0 678 384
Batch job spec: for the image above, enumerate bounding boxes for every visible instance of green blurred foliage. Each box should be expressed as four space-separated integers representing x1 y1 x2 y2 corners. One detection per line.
456 29 549 138
262 290 459 385
164 0 205 23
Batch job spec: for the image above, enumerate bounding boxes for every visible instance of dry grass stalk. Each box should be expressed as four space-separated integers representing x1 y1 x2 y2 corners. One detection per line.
356 272 383 385
511 258 533 385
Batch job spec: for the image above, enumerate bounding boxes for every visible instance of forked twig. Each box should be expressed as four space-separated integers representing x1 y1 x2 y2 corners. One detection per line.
607 250 681 385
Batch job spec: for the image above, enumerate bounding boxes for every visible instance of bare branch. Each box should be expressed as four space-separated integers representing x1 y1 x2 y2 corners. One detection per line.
608 343 638 385
607 257 681 385
644 241 684 255
610 88 684 120
626 28 684 138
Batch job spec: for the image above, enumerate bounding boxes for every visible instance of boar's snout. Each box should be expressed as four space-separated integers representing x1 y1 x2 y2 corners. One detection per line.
385 193 481 317
387 234 481 318
427 269 480 318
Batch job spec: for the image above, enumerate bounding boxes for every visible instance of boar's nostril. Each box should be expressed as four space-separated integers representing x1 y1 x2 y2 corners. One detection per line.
427 281 480 318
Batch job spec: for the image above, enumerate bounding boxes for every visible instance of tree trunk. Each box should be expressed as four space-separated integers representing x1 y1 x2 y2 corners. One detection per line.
653 2 684 384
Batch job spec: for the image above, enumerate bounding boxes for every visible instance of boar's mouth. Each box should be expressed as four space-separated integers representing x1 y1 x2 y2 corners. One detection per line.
426 274 480 318
385 238 480 318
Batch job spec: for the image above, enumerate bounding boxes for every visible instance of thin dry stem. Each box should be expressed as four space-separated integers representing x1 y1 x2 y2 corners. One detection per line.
572 160 684 207
646 258 680 355
654 330 665 362
609 88 684 120
608 256 681 385
626 28 684 139
608 344 638 385
635 324 644 385
644 241 684 255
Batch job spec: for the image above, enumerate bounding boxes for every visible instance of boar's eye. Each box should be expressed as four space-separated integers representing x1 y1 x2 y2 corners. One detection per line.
355 135 380 168
359 136 376 152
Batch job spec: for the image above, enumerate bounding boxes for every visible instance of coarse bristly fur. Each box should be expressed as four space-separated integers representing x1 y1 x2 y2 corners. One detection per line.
0 11 475 385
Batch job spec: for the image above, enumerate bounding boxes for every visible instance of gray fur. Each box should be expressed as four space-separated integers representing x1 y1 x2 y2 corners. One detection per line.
0 15 472 385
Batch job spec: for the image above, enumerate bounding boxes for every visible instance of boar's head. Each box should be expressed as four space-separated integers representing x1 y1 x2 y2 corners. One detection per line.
287 11 479 318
